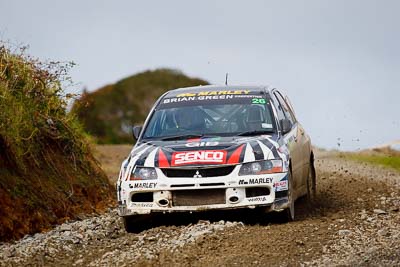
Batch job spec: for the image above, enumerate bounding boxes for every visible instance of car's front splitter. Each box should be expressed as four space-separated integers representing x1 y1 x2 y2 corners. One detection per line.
118 194 289 216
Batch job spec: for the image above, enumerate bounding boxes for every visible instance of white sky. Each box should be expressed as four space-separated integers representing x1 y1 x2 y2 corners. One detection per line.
1 0 399 150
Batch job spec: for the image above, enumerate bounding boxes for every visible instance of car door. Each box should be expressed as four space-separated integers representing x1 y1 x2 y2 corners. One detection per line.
284 95 312 188
271 91 302 192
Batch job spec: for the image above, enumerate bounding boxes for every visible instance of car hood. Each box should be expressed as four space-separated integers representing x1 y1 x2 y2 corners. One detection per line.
129 134 282 168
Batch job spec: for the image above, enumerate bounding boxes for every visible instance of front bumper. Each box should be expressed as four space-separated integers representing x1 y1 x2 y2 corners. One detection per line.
117 169 289 216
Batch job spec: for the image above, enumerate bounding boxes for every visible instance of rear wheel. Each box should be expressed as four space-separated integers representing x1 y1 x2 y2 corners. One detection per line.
306 155 317 203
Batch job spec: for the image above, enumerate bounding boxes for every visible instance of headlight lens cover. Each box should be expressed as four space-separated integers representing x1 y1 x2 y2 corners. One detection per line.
239 160 283 176
130 167 158 180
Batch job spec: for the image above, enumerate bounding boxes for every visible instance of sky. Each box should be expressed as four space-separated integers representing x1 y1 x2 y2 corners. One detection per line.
0 0 399 150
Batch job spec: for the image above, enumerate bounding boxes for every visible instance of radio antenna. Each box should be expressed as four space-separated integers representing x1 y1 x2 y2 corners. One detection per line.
225 73 228 85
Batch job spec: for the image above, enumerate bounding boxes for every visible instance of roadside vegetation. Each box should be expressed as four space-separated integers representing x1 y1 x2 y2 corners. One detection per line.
0 45 113 241
343 148 400 172
72 68 208 144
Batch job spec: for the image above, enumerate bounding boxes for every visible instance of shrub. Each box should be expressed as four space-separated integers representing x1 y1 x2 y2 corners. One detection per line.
0 44 112 241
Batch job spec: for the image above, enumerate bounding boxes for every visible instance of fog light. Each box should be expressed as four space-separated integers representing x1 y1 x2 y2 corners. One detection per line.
229 196 239 203
158 199 169 206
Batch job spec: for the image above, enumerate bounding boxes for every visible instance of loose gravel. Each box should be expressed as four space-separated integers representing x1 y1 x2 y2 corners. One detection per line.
0 210 243 266
0 150 399 266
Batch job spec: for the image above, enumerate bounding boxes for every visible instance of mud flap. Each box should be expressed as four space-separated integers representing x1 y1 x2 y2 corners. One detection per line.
118 204 128 216
273 197 289 211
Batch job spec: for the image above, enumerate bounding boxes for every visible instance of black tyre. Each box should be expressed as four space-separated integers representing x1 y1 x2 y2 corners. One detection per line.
122 214 151 233
122 215 138 233
306 155 317 203
277 170 295 222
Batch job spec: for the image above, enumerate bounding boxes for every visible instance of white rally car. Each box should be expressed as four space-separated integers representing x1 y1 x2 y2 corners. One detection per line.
116 85 316 232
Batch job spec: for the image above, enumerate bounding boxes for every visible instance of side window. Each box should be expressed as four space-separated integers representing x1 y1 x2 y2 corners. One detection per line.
270 93 286 122
274 92 295 125
283 96 297 121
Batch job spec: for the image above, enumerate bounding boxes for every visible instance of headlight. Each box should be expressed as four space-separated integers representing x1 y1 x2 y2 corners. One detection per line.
239 160 283 176
130 167 158 180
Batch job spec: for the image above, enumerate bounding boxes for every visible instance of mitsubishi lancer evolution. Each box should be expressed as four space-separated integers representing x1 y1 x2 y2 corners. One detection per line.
116 85 316 232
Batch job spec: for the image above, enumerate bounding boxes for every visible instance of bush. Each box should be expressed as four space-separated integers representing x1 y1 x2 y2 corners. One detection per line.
0 45 112 241
0 45 89 169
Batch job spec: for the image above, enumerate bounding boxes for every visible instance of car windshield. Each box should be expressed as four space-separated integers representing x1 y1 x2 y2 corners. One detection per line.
142 90 276 140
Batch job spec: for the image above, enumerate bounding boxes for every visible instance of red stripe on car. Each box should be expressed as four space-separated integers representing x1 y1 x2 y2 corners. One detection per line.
227 144 245 164
158 149 170 167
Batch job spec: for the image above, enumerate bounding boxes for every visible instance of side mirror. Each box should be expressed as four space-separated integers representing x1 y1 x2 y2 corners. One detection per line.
280 119 292 135
132 125 142 140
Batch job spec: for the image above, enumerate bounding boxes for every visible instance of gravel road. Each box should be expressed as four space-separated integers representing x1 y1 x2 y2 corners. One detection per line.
1 151 399 266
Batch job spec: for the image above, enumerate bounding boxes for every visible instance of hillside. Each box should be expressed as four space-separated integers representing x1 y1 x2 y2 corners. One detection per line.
0 46 113 241
72 69 208 144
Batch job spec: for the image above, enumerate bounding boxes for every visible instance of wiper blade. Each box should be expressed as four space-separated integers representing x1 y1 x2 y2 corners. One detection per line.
160 134 205 141
237 130 274 136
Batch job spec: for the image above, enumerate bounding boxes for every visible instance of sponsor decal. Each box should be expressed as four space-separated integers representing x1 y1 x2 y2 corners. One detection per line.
248 196 268 202
161 90 264 104
133 182 157 189
172 150 227 166
161 90 268 105
261 123 273 129
238 177 273 185
251 98 266 104
132 202 153 208
274 181 288 192
163 95 234 104
176 90 250 97
185 141 219 147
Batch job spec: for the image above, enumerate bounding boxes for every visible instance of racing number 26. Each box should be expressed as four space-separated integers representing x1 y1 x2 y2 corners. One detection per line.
252 98 266 104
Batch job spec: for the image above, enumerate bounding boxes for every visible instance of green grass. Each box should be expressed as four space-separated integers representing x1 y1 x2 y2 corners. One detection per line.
346 153 400 172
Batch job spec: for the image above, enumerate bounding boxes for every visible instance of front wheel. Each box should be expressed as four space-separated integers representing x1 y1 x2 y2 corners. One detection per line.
122 215 149 233
122 216 136 233
277 170 295 222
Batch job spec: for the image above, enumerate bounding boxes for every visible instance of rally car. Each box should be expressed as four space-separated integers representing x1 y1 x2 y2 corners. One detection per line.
116 85 316 232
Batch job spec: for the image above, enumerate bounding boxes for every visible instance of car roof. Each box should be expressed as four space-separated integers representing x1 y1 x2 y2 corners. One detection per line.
164 85 273 97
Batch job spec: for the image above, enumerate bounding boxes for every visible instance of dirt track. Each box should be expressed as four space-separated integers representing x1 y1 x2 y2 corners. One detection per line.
1 148 399 266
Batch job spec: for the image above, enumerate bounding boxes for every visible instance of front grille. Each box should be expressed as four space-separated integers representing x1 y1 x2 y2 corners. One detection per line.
172 189 226 206
161 166 235 178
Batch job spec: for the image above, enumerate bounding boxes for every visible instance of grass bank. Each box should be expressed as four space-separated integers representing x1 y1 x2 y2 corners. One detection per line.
344 148 400 172
0 45 113 241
